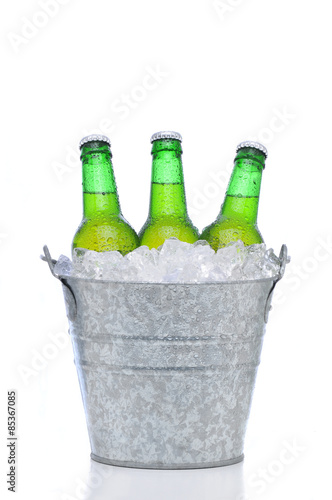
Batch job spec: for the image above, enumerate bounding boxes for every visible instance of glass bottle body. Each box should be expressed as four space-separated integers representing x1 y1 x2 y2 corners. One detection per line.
72 139 139 255
200 146 265 251
139 137 198 249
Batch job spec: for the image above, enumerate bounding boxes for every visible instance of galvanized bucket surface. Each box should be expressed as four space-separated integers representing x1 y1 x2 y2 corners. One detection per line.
43 245 288 469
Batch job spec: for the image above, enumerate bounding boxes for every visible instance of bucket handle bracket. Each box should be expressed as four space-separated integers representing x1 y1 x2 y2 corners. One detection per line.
41 245 77 322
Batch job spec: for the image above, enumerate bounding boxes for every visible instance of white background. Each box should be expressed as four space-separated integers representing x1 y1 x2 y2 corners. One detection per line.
1 0 331 498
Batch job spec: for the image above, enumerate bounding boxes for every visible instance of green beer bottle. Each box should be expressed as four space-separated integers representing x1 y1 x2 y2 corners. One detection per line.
72 135 139 255
200 141 267 251
139 131 199 249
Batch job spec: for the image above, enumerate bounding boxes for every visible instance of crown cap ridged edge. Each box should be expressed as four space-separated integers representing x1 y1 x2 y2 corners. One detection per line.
236 141 268 157
150 131 182 143
79 135 111 149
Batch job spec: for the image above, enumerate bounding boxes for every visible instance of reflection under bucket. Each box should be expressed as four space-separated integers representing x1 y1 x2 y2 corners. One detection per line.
43 244 288 469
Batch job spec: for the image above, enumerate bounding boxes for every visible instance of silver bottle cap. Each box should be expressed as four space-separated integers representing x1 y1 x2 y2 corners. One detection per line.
236 141 268 158
150 131 182 143
79 135 111 149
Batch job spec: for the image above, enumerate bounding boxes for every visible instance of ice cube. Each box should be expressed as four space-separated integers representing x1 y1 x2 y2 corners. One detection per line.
54 255 72 276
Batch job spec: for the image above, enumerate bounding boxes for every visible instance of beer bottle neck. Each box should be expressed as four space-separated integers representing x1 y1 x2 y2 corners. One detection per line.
80 141 121 218
221 147 265 224
149 139 188 218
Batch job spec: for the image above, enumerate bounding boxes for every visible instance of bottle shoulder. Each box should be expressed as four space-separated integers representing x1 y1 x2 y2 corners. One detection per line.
200 218 263 250
139 215 198 249
72 216 139 254
139 214 198 235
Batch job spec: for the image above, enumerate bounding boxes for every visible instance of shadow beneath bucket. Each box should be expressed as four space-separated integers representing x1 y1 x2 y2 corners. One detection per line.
83 459 246 500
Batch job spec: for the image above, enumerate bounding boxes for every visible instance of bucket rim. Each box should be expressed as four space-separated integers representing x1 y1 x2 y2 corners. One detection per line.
56 272 281 286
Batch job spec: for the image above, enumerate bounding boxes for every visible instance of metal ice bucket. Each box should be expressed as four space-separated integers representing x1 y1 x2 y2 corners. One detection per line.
43 245 287 469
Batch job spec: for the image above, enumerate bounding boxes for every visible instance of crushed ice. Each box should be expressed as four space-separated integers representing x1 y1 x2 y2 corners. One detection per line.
54 238 282 282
